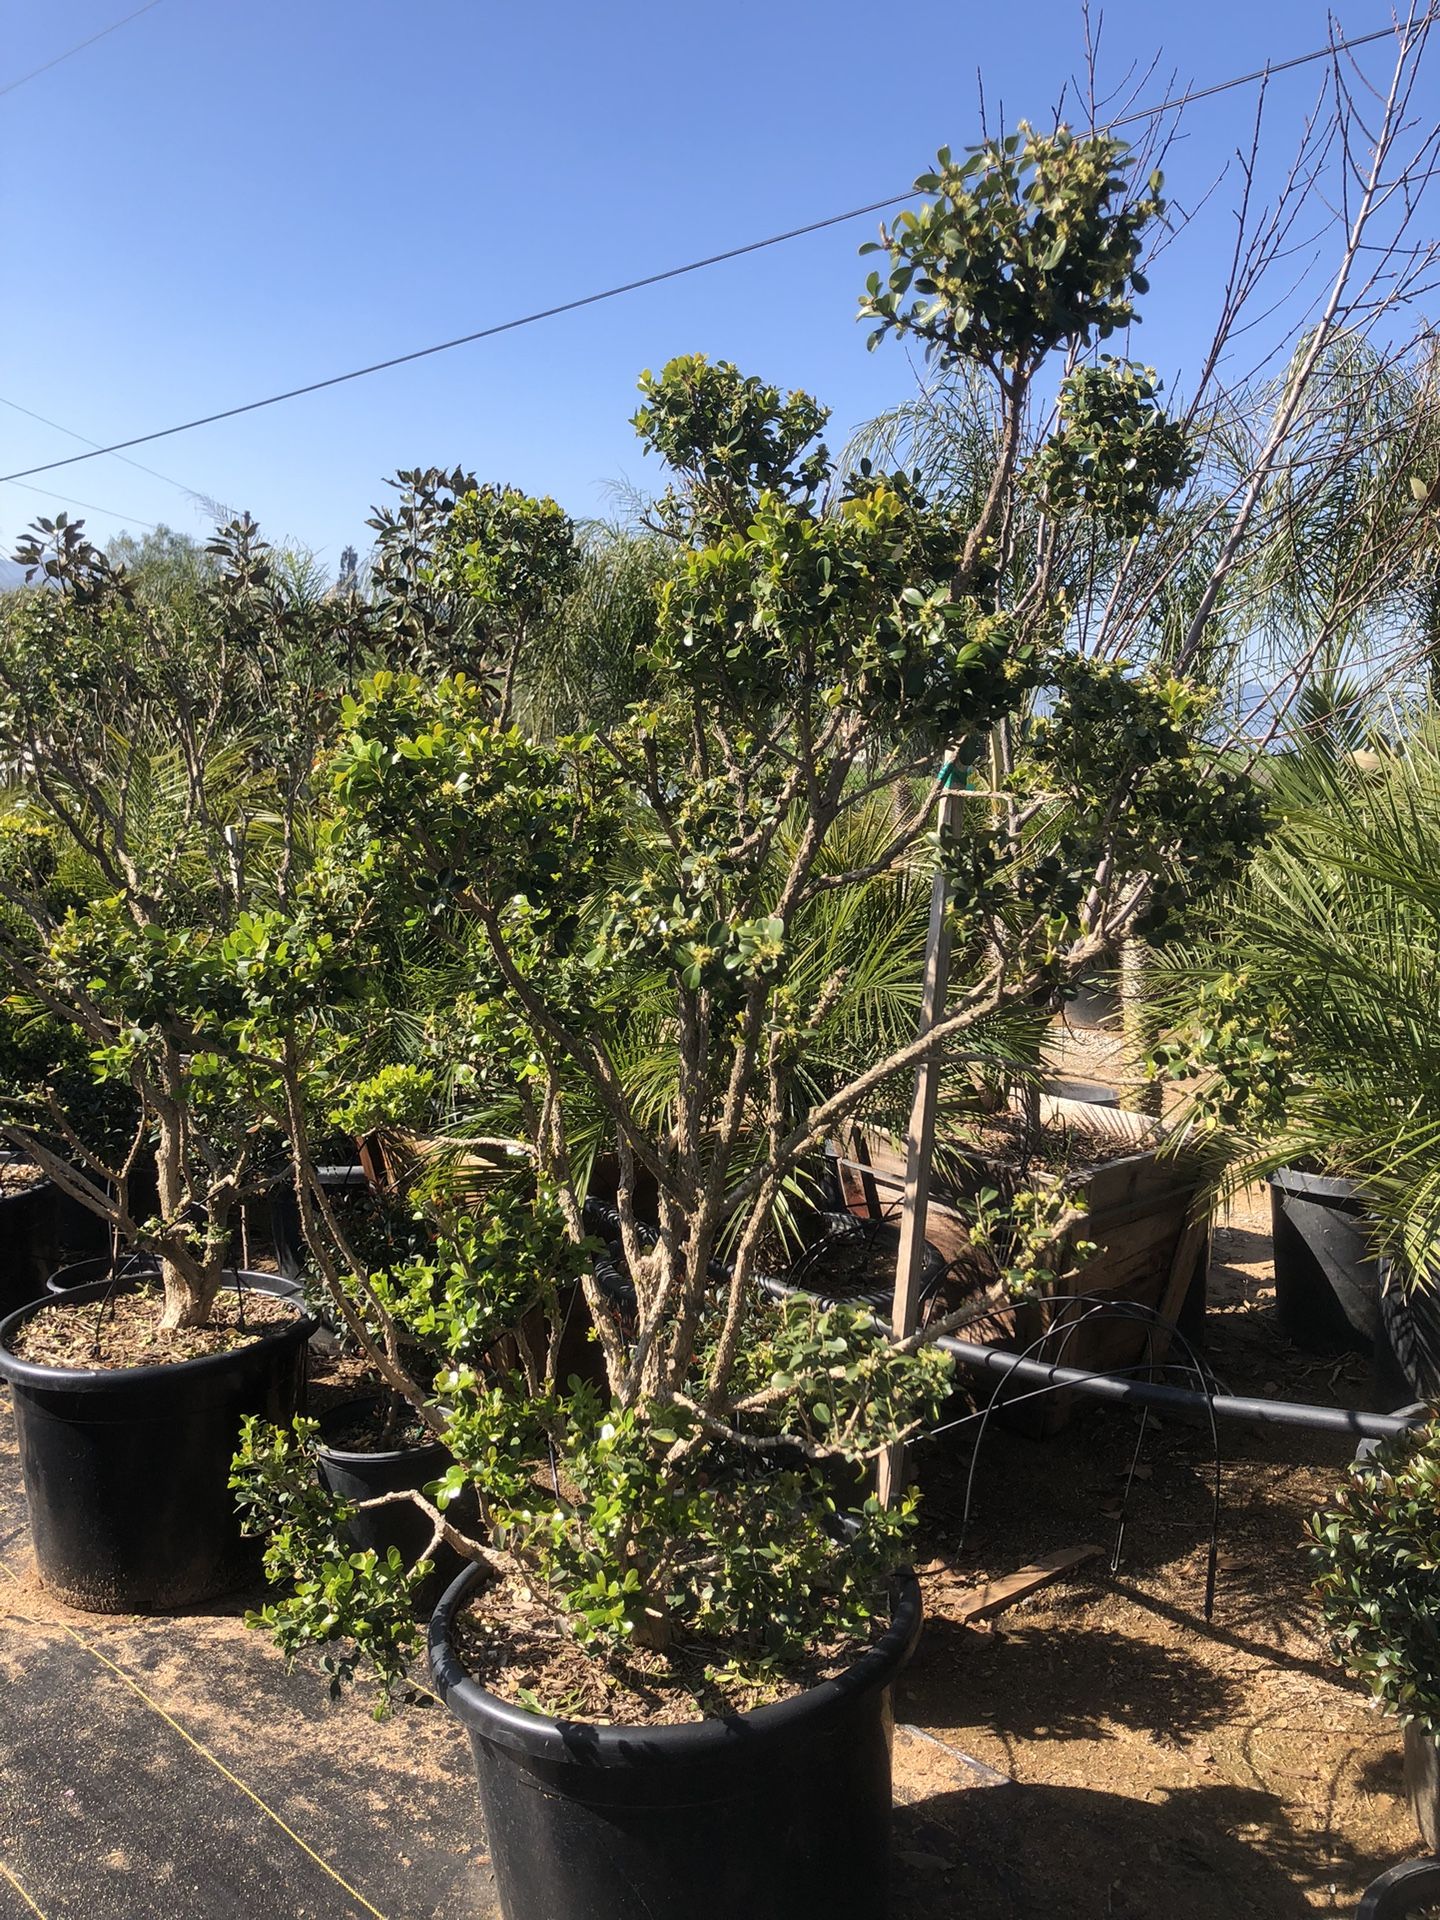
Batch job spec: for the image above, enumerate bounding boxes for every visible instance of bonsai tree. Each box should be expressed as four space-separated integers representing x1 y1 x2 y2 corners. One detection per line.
234 125 1263 1696
0 512 362 1329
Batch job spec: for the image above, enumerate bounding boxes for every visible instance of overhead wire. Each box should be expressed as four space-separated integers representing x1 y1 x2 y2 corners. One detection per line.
0 0 167 101
0 395 207 499
0 480 158 530
0 395 220 540
0 20 1413 488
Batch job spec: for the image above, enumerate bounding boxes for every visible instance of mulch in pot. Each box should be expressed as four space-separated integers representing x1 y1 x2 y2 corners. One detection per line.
452 1568 886 1727
6 1283 299 1371
0 1160 47 1195
321 1394 432 1454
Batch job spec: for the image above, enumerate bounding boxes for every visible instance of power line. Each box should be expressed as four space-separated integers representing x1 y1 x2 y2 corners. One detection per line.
0 0 167 101
0 18 1411 487
0 395 207 500
1104 20 1402 121
0 479 158 531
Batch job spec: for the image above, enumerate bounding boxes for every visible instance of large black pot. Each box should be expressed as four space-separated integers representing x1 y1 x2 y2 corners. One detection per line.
0 1271 312 1612
1269 1166 1381 1354
428 1559 922 1920
317 1393 463 1606
0 1171 57 1320
49 1154 162 1262
268 1163 370 1280
1376 1261 1440 1405
46 1251 160 1295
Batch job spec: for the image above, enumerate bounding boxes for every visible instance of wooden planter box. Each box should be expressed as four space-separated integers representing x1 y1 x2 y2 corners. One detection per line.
835 1096 1211 1434
1405 1720 1440 1853
1008 1097 1210 1432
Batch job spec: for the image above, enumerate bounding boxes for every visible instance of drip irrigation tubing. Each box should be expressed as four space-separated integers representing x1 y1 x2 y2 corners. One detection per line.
584 1197 1423 1442
756 1273 1423 1441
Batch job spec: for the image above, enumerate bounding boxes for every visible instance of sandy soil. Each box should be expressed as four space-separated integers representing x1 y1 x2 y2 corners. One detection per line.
887 1181 1419 1917
0 1122 1426 1916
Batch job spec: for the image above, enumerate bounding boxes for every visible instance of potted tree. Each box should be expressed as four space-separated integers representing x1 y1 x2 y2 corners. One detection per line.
232 126 1265 1920
0 513 357 1609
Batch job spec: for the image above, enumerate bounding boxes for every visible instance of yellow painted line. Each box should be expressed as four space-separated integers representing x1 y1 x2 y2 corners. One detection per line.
0 1855 51 1919
0 1558 391 1920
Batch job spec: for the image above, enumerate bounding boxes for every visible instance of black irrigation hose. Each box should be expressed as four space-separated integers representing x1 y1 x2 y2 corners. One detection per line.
760 1265 1422 1621
756 1272 1423 1441
933 1329 1421 1441
579 1215 1418 1629
87 1247 161 1357
941 1295 1227 1619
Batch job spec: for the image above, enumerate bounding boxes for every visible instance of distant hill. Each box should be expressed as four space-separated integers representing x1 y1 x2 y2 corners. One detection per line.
0 557 29 592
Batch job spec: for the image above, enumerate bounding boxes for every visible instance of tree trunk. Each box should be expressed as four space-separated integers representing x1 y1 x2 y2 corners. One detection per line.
159 1258 221 1330
152 1112 216 1329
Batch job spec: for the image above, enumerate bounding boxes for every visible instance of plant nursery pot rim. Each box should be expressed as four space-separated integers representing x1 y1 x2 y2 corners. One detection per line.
0 1172 52 1205
428 1556 922 1766
0 1271 314 1393
316 1391 451 1468
1268 1164 1365 1205
47 1252 160 1294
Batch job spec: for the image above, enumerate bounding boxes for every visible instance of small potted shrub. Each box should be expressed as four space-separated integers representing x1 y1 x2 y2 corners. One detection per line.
234 128 1263 1920
1311 1418 1440 1850
0 514 360 1609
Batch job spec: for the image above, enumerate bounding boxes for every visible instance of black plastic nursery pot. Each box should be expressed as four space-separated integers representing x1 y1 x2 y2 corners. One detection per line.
0 1271 313 1612
49 1155 162 1263
428 1560 923 1920
268 1163 371 1280
317 1393 464 1606
1269 1165 1381 1354
46 1251 160 1295
0 1172 57 1321
1375 1261 1440 1404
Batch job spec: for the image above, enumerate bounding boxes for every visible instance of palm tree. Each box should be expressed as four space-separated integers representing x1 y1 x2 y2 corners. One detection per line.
1158 721 1440 1389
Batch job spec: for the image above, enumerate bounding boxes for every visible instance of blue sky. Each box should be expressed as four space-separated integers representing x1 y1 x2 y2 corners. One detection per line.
0 1 1428 568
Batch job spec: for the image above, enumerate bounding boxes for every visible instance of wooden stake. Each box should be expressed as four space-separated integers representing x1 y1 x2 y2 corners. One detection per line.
878 772 963 1507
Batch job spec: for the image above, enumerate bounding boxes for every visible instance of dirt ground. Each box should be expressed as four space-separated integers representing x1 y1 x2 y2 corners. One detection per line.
889 1181 1419 1918
0 1158 1427 1916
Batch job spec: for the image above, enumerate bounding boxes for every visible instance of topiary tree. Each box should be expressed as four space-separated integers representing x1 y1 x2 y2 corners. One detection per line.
234 126 1262 1696
0 512 362 1328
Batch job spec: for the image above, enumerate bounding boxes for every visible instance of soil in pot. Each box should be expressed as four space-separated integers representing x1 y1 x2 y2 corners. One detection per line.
429 1560 922 1920
10 1281 297 1369
0 1273 312 1612
452 1565 895 1726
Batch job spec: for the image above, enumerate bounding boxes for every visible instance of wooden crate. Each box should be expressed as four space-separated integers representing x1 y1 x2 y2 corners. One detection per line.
1009 1098 1210 1432
835 1097 1211 1433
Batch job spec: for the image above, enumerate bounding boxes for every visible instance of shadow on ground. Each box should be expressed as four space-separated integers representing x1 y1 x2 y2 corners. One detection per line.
911 1615 1242 1742
895 1778 1380 1919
